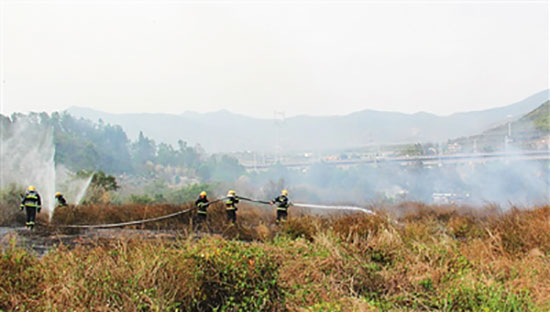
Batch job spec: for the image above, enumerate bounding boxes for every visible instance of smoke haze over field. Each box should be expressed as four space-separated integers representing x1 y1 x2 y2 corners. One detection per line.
242 156 550 208
0 112 548 212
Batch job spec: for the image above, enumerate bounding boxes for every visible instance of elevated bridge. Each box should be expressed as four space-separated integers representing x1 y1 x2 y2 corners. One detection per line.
243 150 550 171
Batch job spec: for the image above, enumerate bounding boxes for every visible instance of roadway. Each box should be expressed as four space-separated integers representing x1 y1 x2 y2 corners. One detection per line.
243 150 550 171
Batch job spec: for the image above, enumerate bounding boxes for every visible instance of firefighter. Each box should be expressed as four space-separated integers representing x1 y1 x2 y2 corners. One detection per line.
55 192 67 207
225 190 239 223
20 186 41 230
195 191 209 227
271 189 291 222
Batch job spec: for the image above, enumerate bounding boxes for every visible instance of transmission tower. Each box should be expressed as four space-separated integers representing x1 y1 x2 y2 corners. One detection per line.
274 111 286 163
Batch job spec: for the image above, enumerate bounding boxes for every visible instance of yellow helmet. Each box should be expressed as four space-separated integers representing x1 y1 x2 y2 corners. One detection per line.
28 186 36 191
227 190 236 196
282 189 288 196
200 191 207 197
55 192 62 197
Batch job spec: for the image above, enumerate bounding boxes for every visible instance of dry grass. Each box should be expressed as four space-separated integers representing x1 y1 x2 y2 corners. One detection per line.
1 203 549 311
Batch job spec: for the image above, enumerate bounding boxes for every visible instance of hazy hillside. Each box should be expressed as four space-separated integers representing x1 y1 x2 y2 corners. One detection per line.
483 100 550 135
449 100 550 153
67 90 549 153
522 100 550 132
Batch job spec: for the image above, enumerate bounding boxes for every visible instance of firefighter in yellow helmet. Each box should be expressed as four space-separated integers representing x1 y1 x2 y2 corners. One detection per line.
225 190 239 223
271 189 291 222
55 192 68 207
20 186 41 230
195 191 209 227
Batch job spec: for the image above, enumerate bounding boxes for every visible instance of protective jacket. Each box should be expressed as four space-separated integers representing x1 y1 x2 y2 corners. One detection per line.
20 191 42 211
195 196 209 214
272 195 290 211
225 195 239 211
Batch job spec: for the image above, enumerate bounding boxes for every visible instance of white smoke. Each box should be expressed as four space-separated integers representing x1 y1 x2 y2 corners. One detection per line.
247 150 550 209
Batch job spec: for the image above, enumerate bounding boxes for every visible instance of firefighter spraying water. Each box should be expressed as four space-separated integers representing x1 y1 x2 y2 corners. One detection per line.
55 192 68 207
270 189 291 222
225 190 239 223
195 191 209 228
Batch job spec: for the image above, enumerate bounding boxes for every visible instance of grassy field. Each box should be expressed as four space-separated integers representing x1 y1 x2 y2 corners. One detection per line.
1 202 549 311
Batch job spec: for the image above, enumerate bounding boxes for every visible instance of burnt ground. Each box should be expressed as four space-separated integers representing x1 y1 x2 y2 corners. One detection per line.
0 226 189 257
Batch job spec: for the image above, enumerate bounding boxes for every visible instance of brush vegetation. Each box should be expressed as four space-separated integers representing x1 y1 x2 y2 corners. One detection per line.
1 203 549 311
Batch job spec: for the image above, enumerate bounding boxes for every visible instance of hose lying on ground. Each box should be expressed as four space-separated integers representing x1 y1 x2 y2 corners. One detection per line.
53 199 224 229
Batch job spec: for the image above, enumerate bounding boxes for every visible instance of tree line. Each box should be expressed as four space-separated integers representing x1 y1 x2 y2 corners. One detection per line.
0 112 245 182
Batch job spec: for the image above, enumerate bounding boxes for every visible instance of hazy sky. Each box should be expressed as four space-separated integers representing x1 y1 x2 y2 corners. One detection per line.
1 0 548 118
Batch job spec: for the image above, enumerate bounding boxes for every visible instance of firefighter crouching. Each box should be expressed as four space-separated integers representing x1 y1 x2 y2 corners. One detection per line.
225 190 239 223
20 186 41 230
195 191 209 226
271 189 291 223
55 192 67 207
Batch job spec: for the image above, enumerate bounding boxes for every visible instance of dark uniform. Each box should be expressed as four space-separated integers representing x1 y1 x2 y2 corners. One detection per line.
195 195 209 226
225 195 239 223
55 194 67 207
20 189 41 230
272 194 290 222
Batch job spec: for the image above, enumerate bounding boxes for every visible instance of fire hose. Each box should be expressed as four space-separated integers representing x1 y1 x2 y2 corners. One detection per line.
51 196 373 229
54 198 225 229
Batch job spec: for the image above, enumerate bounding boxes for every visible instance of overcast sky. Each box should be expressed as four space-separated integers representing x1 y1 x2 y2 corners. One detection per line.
0 0 548 118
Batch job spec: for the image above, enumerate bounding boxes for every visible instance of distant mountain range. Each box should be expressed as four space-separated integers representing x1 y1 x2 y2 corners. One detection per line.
66 90 549 153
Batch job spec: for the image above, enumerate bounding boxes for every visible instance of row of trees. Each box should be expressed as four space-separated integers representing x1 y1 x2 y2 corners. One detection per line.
1 112 245 182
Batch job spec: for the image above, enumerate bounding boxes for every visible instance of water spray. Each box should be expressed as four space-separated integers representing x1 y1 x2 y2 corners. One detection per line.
75 174 94 205
292 203 375 214
1 115 94 222
238 197 375 215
